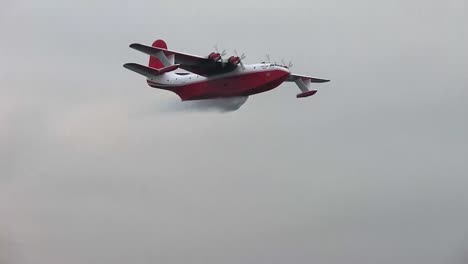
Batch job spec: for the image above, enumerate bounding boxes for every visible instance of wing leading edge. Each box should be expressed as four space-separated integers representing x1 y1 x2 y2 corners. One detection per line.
287 74 330 83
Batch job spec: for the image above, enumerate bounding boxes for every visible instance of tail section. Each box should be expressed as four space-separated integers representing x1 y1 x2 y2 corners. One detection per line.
148 39 175 69
123 63 179 78
124 39 178 78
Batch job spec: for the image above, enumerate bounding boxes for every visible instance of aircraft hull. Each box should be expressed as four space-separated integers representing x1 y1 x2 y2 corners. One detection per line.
147 69 289 101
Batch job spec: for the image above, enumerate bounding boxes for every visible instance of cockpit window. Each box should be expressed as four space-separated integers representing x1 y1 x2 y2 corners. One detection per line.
269 63 288 68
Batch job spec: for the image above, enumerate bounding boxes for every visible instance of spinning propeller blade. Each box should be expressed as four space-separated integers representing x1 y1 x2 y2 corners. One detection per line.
214 45 226 57
234 49 246 70
214 45 227 67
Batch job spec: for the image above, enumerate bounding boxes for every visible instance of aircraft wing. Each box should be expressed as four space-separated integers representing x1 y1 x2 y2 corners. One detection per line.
286 73 330 98
287 74 330 83
129 43 238 76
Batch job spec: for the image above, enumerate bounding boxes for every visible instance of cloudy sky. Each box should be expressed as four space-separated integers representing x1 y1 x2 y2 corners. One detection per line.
1 0 467 263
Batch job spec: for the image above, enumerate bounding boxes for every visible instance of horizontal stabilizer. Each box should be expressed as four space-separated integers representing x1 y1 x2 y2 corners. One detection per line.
123 63 179 78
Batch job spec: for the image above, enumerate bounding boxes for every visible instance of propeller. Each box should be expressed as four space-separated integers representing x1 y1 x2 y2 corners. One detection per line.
281 59 294 69
214 45 227 58
234 49 246 70
214 45 227 66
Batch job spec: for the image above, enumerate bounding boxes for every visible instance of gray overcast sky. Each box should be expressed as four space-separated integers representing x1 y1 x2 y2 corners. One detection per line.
1 0 468 263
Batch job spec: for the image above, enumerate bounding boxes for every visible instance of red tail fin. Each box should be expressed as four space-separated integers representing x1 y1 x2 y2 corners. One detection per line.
148 39 168 69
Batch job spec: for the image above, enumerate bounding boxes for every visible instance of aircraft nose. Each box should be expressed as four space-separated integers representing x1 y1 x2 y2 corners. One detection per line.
276 65 289 73
277 67 290 78
269 67 290 83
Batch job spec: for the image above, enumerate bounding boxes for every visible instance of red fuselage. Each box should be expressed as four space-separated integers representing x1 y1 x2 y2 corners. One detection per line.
146 64 290 101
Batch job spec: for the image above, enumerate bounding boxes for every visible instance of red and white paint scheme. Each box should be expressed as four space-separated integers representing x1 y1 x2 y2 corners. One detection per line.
124 39 330 101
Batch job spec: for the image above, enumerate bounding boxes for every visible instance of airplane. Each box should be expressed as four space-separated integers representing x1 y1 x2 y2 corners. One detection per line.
123 39 330 102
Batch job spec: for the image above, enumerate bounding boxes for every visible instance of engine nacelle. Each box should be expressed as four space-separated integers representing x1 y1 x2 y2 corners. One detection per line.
227 56 240 65
207 52 221 62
